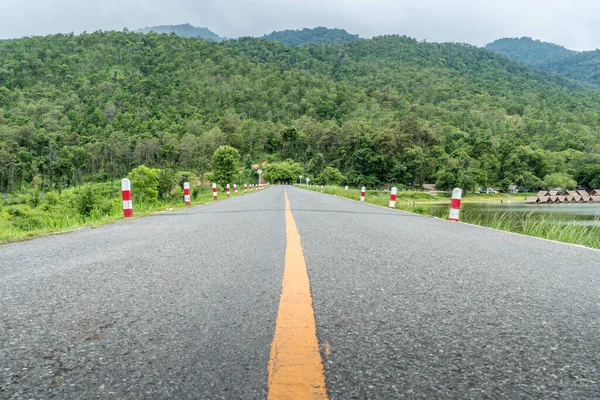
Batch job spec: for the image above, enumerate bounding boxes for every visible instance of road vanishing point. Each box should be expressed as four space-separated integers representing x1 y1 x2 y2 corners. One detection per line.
1 186 599 399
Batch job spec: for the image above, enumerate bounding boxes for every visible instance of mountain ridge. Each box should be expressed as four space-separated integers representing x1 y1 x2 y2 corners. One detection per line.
485 37 600 86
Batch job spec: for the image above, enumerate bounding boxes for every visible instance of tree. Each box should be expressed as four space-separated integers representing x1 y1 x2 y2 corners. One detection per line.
211 146 240 187
542 173 576 190
435 170 458 192
318 166 345 185
158 168 177 201
263 161 303 184
128 165 160 203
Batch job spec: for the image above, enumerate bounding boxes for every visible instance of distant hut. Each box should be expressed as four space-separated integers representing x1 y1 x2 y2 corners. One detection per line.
577 190 590 197
565 190 579 197
557 196 567 203
591 196 600 203
549 196 559 203
591 189 600 196
538 196 550 203
572 195 583 203
548 190 559 197
525 196 539 204
537 190 549 197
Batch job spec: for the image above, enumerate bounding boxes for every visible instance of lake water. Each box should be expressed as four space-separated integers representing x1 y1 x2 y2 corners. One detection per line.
425 203 600 226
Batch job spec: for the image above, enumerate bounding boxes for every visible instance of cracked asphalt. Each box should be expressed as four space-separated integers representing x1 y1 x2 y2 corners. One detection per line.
1 186 599 399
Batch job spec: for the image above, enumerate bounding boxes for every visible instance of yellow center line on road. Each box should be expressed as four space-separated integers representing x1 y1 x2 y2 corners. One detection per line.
267 191 328 399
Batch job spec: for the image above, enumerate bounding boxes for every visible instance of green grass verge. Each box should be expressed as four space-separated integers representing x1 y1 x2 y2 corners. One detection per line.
0 184 262 245
297 185 600 250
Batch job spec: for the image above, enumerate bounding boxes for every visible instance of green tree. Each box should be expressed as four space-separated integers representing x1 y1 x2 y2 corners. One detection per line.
211 146 240 187
128 165 160 203
435 170 458 192
318 166 345 185
542 173 577 190
158 168 177 201
25 175 43 207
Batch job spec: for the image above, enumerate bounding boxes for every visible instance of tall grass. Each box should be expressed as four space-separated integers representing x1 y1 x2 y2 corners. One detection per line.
461 211 600 249
298 184 600 250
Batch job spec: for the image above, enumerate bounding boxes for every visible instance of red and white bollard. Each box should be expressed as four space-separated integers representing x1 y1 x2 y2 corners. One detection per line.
389 187 397 208
184 182 191 205
212 183 218 200
360 186 366 202
121 178 133 218
320 185 324 192
244 184 247 193
449 188 463 222
344 186 348 194
226 184 231 197
234 184 238 195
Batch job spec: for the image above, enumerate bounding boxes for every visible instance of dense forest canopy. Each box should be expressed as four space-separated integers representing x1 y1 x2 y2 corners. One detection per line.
137 24 225 42
485 37 576 67
485 37 600 87
262 27 359 46
1 30 600 193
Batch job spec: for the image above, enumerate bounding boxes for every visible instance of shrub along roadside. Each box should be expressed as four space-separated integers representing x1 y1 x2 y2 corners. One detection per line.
0 180 259 244
297 184 600 250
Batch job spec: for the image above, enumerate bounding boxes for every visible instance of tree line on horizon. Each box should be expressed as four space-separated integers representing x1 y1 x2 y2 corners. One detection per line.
1 30 600 197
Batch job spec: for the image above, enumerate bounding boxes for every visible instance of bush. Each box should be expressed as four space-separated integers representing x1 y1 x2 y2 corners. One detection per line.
212 146 240 187
76 186 95 216
158 168 177 201
45 191 60 205
128 165 160 203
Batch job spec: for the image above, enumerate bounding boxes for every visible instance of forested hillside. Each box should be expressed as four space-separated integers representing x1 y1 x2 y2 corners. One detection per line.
486 37 600 88
485 37 576 67
542 50 600 87
137 24 224 42
1 31 600 194
262 27 358 46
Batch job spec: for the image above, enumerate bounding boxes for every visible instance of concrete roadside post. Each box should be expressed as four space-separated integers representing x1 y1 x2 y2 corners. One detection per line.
184 182 191 205
389 187 397 208
226 184 231 197
121 178 133 218
212 183 218 200
360 186 366 202
320 185 324 192
244 184 247 193
449 188 463 222
234 184 239 195
344 186 348 194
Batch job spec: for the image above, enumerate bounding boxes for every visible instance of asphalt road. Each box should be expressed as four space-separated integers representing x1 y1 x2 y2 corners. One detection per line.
2 186 599 399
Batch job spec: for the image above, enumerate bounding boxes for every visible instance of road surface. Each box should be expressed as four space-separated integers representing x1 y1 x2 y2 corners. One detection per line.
1 186 599 399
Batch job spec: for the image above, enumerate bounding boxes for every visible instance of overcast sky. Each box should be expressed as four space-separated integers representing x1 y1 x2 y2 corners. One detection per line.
2 0 600 50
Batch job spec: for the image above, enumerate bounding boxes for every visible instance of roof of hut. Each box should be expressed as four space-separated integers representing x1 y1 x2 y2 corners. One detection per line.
538 196 550 203
537 191 549 197
591 196 600 202
525 197 538 204
576 190 589 197
548 191 559 196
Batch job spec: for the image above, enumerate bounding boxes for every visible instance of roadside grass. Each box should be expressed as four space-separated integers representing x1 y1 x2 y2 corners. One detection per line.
298 185 600 250
462 210 600 249
0 184 260 244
